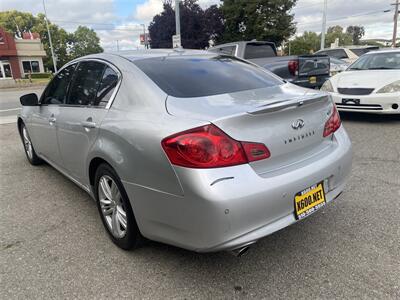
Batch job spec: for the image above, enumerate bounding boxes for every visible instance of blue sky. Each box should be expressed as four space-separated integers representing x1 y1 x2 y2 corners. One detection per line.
2 0 397 51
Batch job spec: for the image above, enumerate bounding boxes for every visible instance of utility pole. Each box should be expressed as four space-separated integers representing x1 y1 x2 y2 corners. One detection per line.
116 40 119 51
392 0 399 47
175 0 181 48
141 24 148 49
42 0 57 73
320 0 328 50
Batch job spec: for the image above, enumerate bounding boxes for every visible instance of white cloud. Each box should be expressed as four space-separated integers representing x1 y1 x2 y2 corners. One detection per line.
134 0 163 22
293 0 394 40
133 0 219 22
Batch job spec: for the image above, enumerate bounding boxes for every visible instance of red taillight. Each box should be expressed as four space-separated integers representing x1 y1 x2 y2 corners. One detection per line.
288 60 298 76
323 105 341 137
242 142 271 162
161 125 270 168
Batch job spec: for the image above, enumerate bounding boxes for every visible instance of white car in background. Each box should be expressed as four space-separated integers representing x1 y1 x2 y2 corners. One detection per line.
321 49 400 114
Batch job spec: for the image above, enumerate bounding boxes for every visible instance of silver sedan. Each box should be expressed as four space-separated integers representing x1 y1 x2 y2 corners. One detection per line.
18 50 352 254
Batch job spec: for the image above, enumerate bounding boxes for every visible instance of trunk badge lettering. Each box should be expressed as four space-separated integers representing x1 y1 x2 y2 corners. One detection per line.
284 130 315 144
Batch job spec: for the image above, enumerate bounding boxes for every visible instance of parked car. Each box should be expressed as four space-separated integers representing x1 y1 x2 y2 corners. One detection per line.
329 57 349 76
321 49 400 114
209 41 330 89
18 50 352 254
316 46 379 64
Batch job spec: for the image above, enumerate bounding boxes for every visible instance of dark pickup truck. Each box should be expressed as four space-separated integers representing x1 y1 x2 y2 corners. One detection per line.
208 41 330 89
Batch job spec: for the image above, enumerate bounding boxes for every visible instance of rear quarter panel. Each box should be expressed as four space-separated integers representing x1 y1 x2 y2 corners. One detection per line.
87 68 207 196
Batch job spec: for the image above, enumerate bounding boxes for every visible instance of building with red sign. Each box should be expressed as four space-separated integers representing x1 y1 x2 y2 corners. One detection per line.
0 27 47 81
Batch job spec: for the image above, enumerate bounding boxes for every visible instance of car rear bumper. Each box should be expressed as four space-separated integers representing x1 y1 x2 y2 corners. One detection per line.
122 126 352 252
331 92 400 114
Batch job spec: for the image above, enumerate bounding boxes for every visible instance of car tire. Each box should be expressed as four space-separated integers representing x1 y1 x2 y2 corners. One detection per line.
19 122 43 165
94 163 144 250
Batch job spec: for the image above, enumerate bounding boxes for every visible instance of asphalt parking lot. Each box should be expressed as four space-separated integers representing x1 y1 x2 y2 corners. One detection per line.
0 92 399 298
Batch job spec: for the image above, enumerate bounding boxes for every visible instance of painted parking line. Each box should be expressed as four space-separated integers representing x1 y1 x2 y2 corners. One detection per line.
0 108 21 112
0 115 17 124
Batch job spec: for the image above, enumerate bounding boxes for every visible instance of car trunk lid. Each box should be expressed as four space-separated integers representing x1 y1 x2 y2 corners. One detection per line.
166 84 335 175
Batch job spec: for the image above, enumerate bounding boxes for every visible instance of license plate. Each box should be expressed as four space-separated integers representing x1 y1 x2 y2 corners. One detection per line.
342 98 360 105
294 181 326 220
309 76 317 84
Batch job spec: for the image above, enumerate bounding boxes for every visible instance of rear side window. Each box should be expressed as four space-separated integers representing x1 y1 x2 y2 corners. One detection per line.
133 55 282 98
67 61 105 106
95 67 119 107
210 45 237 56
41 64 76 105
244 43 276 59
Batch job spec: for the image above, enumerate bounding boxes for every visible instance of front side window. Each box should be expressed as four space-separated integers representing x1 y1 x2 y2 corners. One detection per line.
133 55 283 98
67 61 106 106
41 64 76 105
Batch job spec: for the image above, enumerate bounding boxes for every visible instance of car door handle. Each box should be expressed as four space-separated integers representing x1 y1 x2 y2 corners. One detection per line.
81 121 97 129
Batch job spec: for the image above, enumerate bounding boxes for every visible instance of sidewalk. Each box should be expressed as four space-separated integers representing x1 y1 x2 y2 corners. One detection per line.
0 79 49 90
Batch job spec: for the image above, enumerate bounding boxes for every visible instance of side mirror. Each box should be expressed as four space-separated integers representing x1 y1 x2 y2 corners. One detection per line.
20 93 39 106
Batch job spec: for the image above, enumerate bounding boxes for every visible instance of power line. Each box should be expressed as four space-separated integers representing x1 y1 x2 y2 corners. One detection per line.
297 8 392 27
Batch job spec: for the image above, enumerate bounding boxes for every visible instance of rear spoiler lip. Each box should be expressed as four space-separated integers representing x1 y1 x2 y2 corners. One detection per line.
247 94 329 115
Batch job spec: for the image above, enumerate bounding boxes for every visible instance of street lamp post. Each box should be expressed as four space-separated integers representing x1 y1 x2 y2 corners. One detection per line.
42 0 57 73
141 24 147 49
320 0 328 50
392 0 399 47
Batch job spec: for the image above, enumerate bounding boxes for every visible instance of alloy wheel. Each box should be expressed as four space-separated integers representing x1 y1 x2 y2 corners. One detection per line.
22 126 33 160
98 175 127 238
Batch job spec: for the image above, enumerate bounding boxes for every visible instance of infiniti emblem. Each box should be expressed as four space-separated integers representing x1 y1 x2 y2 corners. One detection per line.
291 119 305 130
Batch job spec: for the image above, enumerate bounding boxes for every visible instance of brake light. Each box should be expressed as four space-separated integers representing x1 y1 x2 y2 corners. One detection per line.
161 124 270 168
323 105 341 137
288 60 298 76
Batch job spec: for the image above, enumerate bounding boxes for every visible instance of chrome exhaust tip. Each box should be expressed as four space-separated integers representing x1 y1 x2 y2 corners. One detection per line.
230 245 251 257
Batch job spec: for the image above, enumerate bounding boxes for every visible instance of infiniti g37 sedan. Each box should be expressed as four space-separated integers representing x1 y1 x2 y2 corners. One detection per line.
18 50 352 253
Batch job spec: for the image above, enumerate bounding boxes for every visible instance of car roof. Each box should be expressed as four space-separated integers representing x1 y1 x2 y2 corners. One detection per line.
106 49 212 61
209 40 276 49
363 48 400 55
317 46 379 51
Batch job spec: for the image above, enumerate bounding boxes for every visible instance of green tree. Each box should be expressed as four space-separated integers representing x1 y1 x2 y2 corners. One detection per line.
346 25 365 45
148 0 222 49
219 0 297 46
70 26 103 59
0 10 36 36
31 14 73 71
285 31 320 55
325 25 352 47
0 11 103 71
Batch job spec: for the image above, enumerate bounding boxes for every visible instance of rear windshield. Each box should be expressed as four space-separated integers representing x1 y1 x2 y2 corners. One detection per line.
244 43 276 59
132 55 282 98
351 47 379 56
